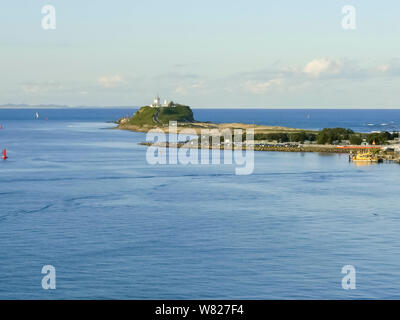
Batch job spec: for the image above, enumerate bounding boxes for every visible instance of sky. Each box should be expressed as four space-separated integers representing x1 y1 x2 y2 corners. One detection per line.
1 0 400 108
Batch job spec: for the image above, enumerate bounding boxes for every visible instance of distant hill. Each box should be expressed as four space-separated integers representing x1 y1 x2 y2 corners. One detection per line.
124 104 195 126
0 104 138 109
0 103 69 109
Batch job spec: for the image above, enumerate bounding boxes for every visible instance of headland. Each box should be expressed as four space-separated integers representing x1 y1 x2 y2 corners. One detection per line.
116 99 400 161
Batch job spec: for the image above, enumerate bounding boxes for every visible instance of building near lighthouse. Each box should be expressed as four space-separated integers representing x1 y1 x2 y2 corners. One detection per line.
151 95 174 107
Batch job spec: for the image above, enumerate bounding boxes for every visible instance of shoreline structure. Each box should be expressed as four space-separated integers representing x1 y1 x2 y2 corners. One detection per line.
116 101 400 162
139 141 383 155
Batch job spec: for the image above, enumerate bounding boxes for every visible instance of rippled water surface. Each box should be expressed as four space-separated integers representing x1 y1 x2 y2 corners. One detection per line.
1 109 400 299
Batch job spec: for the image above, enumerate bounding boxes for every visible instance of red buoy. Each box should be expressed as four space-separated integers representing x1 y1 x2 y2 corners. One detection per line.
2 148 7 160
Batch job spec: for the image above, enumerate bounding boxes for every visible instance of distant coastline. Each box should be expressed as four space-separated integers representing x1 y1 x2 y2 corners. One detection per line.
116 104 400 161
0 104 138 109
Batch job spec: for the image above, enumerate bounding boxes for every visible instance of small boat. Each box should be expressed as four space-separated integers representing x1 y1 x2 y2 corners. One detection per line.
35 112 39 119
352 151 381 162
2 148 7 160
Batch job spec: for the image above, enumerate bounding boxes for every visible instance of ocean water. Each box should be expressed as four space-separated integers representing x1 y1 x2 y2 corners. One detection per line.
193 108 400 133
1 108 400 299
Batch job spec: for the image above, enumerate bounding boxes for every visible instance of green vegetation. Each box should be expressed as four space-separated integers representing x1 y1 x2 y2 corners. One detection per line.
226 129 399 145
254 133 288 142
288 131 316 143
157 104 194 124
126 105 194 126
253 132 316 143
316 128 354 144
126 106 157 126
316 129 399 145
365 132 397 145
349 134 363 145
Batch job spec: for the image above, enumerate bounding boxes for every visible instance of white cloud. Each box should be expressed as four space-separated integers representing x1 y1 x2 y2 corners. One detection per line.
174 80 206 95
23 85 43 94
97 75 125 88
244 79 283 94
377 61 400 76
238 58 400 96
378 64 389 73
22 81 63 95
303 58 342 78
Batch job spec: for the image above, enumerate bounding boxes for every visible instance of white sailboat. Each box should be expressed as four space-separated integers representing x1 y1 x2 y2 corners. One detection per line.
35 112 39 119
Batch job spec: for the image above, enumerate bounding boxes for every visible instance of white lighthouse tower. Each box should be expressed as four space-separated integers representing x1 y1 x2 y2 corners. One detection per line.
150 94 175 107
151 94 161 107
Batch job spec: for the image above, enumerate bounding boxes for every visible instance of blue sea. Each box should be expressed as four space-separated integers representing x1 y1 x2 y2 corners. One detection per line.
1 108 400 299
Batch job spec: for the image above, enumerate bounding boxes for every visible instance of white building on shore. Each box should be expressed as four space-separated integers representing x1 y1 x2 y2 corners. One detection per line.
151 95 174 107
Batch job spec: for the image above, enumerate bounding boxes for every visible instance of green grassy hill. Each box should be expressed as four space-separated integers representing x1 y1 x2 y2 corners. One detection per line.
157 104 194 124
126 104 194 126
126 106 157 126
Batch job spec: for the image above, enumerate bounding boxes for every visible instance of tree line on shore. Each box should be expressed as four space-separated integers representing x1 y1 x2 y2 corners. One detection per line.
250 128 399 145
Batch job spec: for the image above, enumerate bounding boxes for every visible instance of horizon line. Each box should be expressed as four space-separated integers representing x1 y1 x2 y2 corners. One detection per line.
2 105 400 110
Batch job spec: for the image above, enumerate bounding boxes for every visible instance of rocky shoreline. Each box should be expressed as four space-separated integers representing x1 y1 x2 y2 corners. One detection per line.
141 142 355 154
